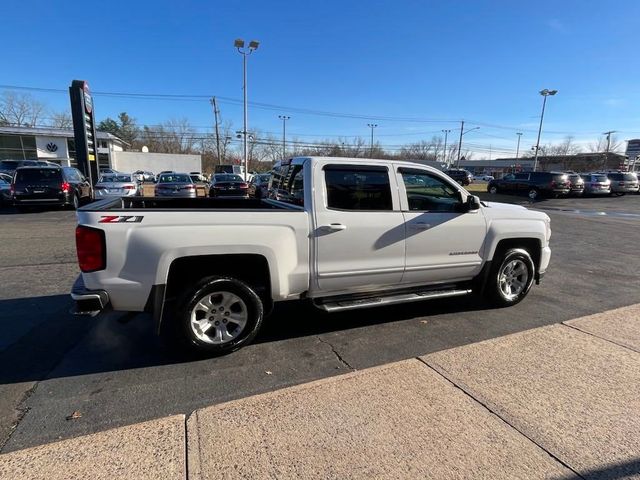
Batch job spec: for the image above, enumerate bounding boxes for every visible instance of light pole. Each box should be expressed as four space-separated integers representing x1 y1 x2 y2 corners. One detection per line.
367 123 378 157
456 123 480 168
442 129 451 166
533 89 557 172
602 130 616 169
515 132 523 159
235 38 259 180
278 115 290 159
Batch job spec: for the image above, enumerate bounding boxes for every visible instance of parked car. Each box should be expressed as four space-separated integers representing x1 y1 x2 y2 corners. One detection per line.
12 166 93 211
487 172 570 199
0 173 12 205
189 172 210 185
94 173 140 199
605 172 639 195
133 170 155 183
444 169 473 186
154 172 197 197
71 156 551 355
209 174 249 198
248 173 271 198
580 174 611 196
566 174 585 196
476 174 495 182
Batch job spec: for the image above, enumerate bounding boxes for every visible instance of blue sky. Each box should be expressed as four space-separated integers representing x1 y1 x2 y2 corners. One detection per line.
3 0 640 158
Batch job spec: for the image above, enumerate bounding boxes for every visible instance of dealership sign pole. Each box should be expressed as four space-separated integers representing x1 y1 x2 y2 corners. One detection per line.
69 80 99 185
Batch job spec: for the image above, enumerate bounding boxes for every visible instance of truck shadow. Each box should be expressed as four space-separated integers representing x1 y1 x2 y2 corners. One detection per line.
0 292 490 384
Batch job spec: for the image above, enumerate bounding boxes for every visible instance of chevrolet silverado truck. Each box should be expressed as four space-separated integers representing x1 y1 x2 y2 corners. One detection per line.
71 157 551 354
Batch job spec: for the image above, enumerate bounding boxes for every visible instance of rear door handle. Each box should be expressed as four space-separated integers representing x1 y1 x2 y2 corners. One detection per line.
322 223 347 231
411 222 432 230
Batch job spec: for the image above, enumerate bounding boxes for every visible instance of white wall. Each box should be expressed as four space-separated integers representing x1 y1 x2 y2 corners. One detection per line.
111 151 202 174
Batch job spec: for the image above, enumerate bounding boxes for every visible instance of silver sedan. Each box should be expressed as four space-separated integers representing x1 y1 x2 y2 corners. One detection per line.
95 173 140 199
155 173 197 197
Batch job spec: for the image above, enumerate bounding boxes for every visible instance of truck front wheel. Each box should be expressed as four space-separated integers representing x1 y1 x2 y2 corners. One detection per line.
486 248 535 307
177 276 264 355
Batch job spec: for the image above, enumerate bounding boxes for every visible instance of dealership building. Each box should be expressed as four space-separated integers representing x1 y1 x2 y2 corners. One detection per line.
0 125 126 168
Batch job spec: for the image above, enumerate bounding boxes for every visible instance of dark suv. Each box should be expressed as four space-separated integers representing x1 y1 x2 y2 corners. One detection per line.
444 169 473 186
12 166 93 211
487 172 570 200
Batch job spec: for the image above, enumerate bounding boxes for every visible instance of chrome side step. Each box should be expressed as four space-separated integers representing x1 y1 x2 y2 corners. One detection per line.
315 288 472 313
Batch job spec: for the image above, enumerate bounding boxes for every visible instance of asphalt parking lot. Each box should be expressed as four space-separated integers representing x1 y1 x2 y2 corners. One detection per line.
1 193 639 453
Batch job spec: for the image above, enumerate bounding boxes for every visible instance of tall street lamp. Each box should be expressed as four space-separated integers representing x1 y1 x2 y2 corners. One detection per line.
278 115 290 159
533 89 558 172
456 123 480 168
235 38 260 180
367 123 378 157
442 129 451 166
515 132 523 159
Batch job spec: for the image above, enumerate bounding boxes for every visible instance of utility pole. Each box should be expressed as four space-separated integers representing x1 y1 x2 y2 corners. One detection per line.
515 132 523 159
456 120 464 166
210 97 222 165
367 123 378 157
278 115 290 159
602 130 616 169
442 129 451 166
456 122 480 168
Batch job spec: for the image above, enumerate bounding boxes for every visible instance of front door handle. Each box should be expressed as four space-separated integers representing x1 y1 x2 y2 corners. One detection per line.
322 223 347 231
411 222 432 230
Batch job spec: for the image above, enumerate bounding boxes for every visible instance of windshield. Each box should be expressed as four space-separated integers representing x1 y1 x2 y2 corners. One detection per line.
214 174 243 182
99 175 134 183
158 174 191 183
0 161 20 170
15 168 62 185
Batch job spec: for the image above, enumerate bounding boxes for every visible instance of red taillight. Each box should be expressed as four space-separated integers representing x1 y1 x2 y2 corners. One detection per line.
187 185 195 190
124 185 135 190
76 226 106 272
550 181 557 188
10 183 15 195
239 183 248 189
619 182 625 186
62 181 71 193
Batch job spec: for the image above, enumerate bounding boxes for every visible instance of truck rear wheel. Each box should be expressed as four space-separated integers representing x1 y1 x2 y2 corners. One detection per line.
486 248 535 307
177 276 264 355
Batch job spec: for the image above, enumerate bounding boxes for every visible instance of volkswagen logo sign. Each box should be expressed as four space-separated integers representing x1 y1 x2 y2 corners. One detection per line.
46 142 58 152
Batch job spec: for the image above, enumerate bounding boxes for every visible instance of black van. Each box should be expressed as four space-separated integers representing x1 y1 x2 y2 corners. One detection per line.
12 166 93 211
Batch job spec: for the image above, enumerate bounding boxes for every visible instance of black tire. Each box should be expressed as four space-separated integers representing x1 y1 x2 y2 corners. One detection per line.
174 276 264 355
485 248 535 307
488 185 498 194
527 188 539 201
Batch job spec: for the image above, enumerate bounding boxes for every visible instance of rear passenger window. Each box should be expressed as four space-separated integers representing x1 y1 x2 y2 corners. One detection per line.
324 166 392 211
268 163 304 206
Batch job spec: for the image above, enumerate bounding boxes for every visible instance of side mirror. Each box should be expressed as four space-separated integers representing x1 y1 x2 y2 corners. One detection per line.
466 195 481 211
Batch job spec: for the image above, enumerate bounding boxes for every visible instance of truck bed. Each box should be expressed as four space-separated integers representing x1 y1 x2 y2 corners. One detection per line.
82 196 303 211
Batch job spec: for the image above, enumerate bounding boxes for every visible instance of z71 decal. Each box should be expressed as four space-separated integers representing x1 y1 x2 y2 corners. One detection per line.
99 215 144 223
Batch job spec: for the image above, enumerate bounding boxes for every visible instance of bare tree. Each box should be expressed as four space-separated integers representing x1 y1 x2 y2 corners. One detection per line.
0 91 46 127
588 134 622 153
140 118 197 154
49 111 73 129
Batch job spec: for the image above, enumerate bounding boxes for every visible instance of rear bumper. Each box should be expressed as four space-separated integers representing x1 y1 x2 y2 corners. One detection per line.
71 275 110 316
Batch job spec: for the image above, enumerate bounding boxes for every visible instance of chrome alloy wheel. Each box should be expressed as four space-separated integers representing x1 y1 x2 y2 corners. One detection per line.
189 291 248 345
498 259 529 301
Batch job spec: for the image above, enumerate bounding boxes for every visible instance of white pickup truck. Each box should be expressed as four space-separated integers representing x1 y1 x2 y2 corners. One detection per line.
71 157 551 354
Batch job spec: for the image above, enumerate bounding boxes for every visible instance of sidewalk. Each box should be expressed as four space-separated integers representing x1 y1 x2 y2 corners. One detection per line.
1 304 639 479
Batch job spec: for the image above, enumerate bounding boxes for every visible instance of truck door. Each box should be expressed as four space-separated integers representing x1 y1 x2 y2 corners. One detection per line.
312 163 405 294
396 167 487 285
